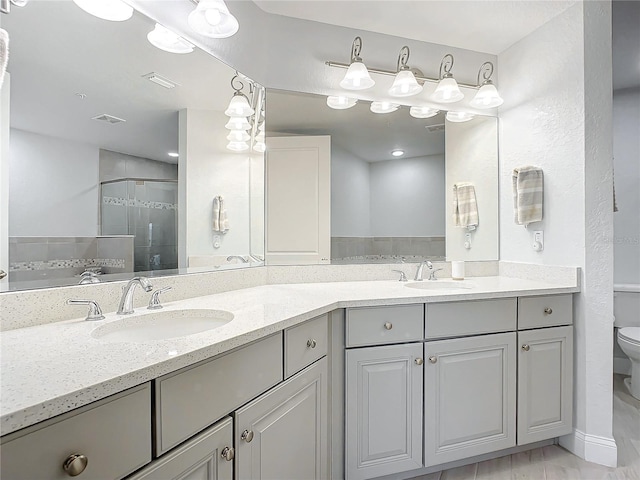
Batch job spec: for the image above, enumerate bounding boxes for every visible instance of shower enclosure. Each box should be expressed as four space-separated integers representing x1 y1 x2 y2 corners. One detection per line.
100 178 178 272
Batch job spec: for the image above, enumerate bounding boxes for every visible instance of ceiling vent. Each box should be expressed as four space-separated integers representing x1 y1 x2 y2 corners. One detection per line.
92 114 126 124
142 72 178 89
426 124 445 132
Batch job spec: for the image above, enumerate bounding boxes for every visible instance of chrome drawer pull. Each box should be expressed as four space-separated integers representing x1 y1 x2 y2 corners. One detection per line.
544 307 553 315
384 322 393 330
307 339 317 348
221 446 235 461
415 358 424 365
428 356 437 364
522 344 530 352
241 429 254 443
63 454 88 477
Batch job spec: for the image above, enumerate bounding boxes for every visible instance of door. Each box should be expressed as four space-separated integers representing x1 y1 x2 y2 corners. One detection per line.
235 357 327 480
265 135 330 265
346 343 423 480
129 417 233 480
424 332 516 466
518 326 573 445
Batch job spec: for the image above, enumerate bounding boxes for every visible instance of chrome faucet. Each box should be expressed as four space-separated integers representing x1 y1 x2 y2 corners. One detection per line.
227 255 249 263
117 277 153 315
428 267 444 281
414 260 432 281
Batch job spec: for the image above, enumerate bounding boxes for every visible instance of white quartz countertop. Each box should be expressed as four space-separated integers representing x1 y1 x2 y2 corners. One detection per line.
0 276 578 435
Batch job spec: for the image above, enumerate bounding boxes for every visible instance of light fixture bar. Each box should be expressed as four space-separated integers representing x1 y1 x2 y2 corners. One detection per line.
325 60 478 90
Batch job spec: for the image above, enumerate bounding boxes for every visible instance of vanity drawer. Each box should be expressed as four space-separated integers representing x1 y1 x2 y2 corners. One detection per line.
346 304 424 347
155 333 283 455
0 383 151 480
425 298 517 339
285 314 329 378
518 294 573 329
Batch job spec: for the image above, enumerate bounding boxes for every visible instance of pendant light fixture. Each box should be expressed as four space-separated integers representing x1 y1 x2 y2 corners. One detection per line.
147 24 194 54
446 111 474 123
431 54 464 103
470 62 503 108
72 0 133 21
409 106 439 119
327 96 357 110
340 37 375 91
370 101 399 114
225 76 255 117
188 0 239 38
388 46 423 97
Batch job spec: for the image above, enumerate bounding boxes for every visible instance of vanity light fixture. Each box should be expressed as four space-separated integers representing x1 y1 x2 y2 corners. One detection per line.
388 46 423 97
227 141 249 152
253 141 266 153
225 76 255 117
188 0 239 38
469 62 504 108
430 54 464 103
391 149 404 157
370 101 399 114
147 24 194 54
409 106 439 119
225 116 251 130
326 95 357 110
9 0 28 6
72 0 133 22
339 37 375 91
446 111 475 123
227 130 250 142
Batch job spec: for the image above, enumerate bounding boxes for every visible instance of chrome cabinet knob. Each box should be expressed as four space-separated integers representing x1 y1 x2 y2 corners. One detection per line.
384 322 393 330
428 356 437 364
415 358 424 365
544 307 553 315
221 446 235 461
307 339 317 348
522 344 530 352
0 269 6 280
241 429 254 443
63 454 88 476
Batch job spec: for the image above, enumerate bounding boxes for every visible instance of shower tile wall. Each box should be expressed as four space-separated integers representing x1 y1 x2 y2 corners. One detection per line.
331 236 446 262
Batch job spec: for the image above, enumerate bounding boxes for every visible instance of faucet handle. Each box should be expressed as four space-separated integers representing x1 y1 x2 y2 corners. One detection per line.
391 270 408 282
428 268 445 281
66 299 105 321
148 286 172 310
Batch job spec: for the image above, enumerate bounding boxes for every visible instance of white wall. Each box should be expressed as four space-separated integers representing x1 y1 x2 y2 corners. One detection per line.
613 88 640 285
9 129 99 237
331 145 371 237
370 154 445 237
179 109 251 265
499 2 616 466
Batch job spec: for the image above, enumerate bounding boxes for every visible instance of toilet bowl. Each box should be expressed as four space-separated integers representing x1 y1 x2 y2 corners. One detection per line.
614 285 640 400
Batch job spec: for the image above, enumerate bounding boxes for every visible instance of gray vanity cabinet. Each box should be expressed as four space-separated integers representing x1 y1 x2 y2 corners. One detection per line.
234 357 328 480
128 417 233 480
424 332 517 467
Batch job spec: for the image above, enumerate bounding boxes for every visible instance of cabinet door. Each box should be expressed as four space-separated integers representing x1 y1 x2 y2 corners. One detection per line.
129 418 233 480
346 343 424 480
425 333 516 467
518 326 573 445
265 135 331 265
235 357 327 480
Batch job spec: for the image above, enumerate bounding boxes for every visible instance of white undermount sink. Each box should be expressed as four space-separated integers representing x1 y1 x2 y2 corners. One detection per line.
404 280 475 290
92 309 234 343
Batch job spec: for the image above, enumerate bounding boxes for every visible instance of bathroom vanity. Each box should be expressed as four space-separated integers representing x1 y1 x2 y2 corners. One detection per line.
0 274 578 480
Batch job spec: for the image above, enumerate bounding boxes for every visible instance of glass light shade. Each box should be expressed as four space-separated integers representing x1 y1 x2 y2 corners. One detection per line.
224 94 255 117
339 61 375 90
446 111 474 123
188 0 239 38
147 24 194 54
370 101 399 114
10 0 29 6
72 0 133 21
388 70 423 97
409 106 439 119
225 116 251 130
430 76 464 103
227 130 250 142
227 141 249 152
469 83 504 108
326 96 357 110
253 141 266 153
255 130 265 141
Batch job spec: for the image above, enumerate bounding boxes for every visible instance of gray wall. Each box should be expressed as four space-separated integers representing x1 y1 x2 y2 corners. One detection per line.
331 145 371 237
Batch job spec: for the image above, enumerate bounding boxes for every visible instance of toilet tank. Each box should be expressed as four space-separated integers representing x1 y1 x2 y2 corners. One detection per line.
614 284 640 328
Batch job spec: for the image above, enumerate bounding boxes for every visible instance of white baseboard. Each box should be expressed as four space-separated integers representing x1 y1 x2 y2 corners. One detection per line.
614 356 631 375
560 429 618 467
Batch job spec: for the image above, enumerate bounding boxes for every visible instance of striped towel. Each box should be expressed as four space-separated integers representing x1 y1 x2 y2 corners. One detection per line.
212 196 229 233
512 166 543 225
453 183 479 229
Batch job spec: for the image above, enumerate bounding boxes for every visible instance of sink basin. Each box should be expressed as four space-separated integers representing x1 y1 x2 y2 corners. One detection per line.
405 281 474 291
92 309 234 343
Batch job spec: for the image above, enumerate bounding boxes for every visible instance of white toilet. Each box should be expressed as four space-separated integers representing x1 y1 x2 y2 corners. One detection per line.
614 285 640 399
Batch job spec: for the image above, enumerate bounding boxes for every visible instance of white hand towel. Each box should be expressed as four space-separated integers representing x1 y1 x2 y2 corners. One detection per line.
0 29 8 89
512 166 543 225
453 182 479 229
212 196 221 232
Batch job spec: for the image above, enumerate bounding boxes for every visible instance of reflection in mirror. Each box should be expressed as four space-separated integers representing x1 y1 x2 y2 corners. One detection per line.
266 89 498 264
2 2 264 291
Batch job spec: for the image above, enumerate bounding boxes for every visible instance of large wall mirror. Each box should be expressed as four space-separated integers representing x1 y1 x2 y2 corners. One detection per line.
266 89 499 264
2 2 265 291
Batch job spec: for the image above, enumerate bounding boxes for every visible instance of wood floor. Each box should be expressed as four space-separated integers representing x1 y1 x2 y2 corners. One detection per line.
410 374 640 480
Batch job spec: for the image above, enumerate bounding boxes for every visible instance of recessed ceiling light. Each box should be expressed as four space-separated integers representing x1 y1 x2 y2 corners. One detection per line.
168 152 179 158
391 149 404 157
